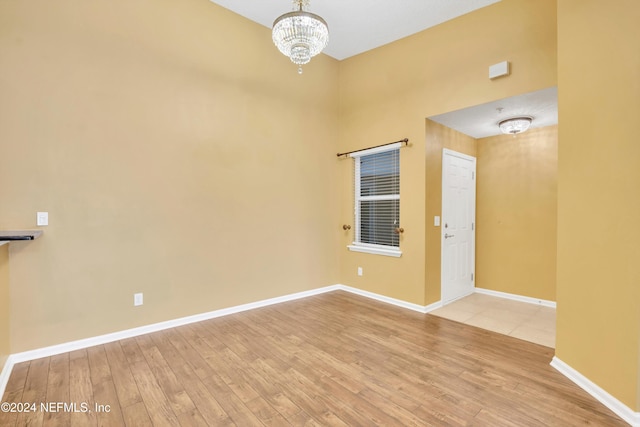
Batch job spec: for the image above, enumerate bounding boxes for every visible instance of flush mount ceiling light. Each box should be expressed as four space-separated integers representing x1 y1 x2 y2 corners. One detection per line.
498 116 533 135
272 0 329 74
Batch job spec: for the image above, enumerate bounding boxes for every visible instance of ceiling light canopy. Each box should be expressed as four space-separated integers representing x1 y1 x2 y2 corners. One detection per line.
272 0 329 74
498 117 533 135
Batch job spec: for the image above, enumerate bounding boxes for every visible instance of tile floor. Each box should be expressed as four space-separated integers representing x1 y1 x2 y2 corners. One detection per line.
429 293 556 348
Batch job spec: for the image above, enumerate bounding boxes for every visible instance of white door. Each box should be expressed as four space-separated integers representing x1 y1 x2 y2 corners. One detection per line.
441 149 476 304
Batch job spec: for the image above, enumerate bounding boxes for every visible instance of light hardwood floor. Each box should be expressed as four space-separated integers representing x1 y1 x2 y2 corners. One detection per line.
0 291 627 426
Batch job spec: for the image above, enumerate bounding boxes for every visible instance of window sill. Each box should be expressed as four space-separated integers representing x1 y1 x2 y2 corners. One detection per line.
347 244 402 258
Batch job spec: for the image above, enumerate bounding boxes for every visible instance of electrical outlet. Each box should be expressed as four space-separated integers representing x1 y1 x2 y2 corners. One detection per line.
357 267 363 276
134 293 143 306
37 212 48 226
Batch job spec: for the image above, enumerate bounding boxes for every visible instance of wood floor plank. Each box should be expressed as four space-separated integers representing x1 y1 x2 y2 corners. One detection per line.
249 358 348 427
87 346 112 386
243 396 291 426
68 349 97 427
87 345 128 426
149 330 234 426
42 353 70 427
121 401 153 427
103 341 143 408
0 387 21 427
231 327 389 427
0 361 30 427
281 364 384 426
15 357 49 427
128 358 180 427
1 291 630 426
4 361 29 394
135 334 207 425
178 325 261 405
119 338 146 365
161 328 215 381
200 372 266 426
91 379 126 426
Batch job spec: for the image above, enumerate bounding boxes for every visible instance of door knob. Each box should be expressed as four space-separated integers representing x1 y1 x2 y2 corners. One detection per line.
444 233 455 239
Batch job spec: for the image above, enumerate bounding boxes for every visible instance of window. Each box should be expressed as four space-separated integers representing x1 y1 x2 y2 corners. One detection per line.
348 144 401 257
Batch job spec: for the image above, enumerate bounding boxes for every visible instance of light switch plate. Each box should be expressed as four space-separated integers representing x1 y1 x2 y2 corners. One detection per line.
434 216 441 226
37 212 48 226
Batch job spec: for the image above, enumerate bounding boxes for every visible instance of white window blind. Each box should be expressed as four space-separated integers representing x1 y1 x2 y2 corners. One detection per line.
348 144 401 257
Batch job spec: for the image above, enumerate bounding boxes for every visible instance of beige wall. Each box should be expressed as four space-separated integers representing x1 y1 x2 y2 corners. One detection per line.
425 121 476 303
338 0 557 305
0 0 340 352
0 245 9 372
556 0 640 410
476 126 557 301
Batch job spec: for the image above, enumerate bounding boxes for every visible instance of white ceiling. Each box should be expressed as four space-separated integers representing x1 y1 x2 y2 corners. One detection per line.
428 87 558 138
209 0 501 60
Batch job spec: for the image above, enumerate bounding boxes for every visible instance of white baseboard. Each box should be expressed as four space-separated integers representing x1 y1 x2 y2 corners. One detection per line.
475 287 556 308
0 355 15 400
337 284 441 313
551 356 639 426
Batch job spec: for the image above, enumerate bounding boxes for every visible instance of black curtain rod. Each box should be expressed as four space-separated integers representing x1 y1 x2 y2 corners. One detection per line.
336 138 409 158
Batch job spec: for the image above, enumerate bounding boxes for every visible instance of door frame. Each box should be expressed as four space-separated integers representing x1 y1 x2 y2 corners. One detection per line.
441 148 477 304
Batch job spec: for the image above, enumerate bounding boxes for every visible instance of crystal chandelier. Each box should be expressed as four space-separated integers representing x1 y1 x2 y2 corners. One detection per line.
272 0 329 74
498 117 533 135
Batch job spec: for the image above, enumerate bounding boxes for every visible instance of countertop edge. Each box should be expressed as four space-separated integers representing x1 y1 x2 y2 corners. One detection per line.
0 230 44 242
